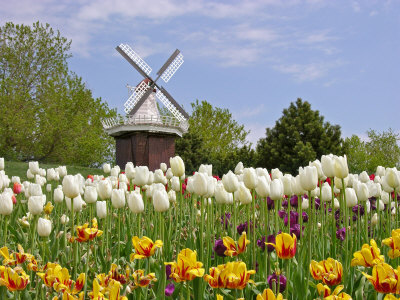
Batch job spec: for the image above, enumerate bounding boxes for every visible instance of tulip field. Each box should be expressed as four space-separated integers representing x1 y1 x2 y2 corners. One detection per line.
1 156 400 299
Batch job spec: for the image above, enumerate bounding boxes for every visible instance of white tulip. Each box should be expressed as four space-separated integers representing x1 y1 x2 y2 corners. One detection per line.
385 168 400 189
127 192 144 213
166 168 173 180
111 189 125 209
204 176 216 198
170 156 185 177
160 163 167 173
345 188 357 208
381 191 390 204
270 179 284 201
243 168 258 190
215 182 229 204
299 166 318 191
153 189 169 212
47 168 56 181
374 176 381 184
321 182 332 202
103 163 111 174
334 176 348 189
84 186 98 204
11 176 20 184
377 199 385 211
97 180 112 200
29 161 40 175
119 182 128 192
376 166 386 177
236 183 252 205
309 159 326 180
147 172 154 185
29 183 42 196
37 218 51 237
192 172 208 196
256 168 271 183
154 169 167 185
255 176 270 198
271 168 283 180
333 155 349 179
62 175 80 199
56 166 67 178
359 171 370 183
168 190 177 203
381 176 394 193
222 171 239 193
60 214 69 224
234 162 244 175
371 213 378 226
0 192 13 215
355 182 369 202
39 168 46 177
96 201 107 219
171 176 180 192
28 196 44 215
27 169 34 180
54 188 64 204
46 184 52 193
0 158 3 171
292 175 305 195
199 164 212 176
134 166 149 186
282 174 293 196
321 154 335 178
65 195 84 212
186 177 195 194
301 198 309 210
334 198 340 209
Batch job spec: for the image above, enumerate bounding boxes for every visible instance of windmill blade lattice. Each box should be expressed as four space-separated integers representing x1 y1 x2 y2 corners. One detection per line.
156 89 187 122
118 44 152 76
124 81 149 114
160 52 184 83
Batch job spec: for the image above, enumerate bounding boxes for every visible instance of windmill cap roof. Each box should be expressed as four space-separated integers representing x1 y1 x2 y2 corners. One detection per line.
137 78 156 92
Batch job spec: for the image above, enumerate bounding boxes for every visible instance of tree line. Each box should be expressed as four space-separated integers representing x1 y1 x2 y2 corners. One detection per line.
1 22 399 174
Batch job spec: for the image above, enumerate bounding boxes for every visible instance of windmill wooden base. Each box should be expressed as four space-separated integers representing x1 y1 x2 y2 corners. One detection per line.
115 131 176 171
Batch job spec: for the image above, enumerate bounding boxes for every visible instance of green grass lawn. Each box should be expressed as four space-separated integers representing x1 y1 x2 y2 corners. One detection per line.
3 160 105 181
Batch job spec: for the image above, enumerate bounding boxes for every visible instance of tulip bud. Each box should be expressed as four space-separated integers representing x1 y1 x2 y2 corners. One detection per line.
358 171 370 183
65 195 84 212
243 168 258 190
111 189 126 209
235 183 252 205
160 163 167 173
29 161 40 175
119 182 128 192
204 176 216 198
371 213 378 226
376 166 385 177
377 199 385 211
84 186 98 204
385 168 400 189
170 156 185 177
46 168 56 181
334 198 340 209
153 189 169 212
154 169 167 185
271 168 283 180
27 169 34 180
381 176 394 193
192 172 208 196
333 155 349 179
46 184 52 193
127 192 144 213
29 183 42 197
166 168 173 180
199 164 212 176
270 179 284 201
37 218 51 237
60 214 69 224
171 176 180 192
381 191 390 204
299 166 318 191
103 163 111 174
28 196 44 215
186 177 194 194
96 201 107 219
282 174 293 196
292 175 305 195
97 180 112 200
124 162 135 179
234 162 244 175
345 188 357 208
321 154 335 178
334 176 348 189
134 166 150 186
62 175 80 199
222 171 239 193
355 182 369 202
256 168 271 182
301 198 309 210
11 176 20 184
56 166 67 178
54 188 64 204
256 176 270 198
0 158 3 171
0 192 13 215
215 182 229 204
310 159 327 180
168 190 177 203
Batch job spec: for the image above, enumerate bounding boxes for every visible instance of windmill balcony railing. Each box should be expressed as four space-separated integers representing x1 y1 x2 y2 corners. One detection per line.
101 115 189 132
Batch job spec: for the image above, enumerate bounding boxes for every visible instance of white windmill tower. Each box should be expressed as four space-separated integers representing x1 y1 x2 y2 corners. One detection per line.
102 44 189 170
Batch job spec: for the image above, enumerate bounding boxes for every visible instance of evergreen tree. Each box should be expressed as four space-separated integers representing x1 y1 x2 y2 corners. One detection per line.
256 98 343 174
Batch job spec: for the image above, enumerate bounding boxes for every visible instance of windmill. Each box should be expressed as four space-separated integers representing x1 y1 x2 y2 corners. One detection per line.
102 43 190 170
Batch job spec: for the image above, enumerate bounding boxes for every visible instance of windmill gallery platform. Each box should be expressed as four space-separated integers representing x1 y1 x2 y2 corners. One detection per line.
102 44 189 171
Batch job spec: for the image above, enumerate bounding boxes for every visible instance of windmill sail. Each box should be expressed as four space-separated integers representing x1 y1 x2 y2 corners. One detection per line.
124 81 150 114
116 44 152 79
159 51 184 83
156 87 189 122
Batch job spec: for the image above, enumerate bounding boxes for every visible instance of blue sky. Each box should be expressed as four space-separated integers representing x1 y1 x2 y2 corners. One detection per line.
2 0 400 145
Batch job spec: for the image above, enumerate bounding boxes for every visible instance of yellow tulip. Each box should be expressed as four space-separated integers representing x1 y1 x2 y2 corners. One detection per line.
383 229 400 259
310 258 343 286
256 288 285 300
204 261 255 290
316 283 352 299
351 239 384 267
44 201 54 215
132 269 157 288
362 262 400 294
0 266 30 291
266 233 297 259
74 218 103 243
165 248 205 282
87 279 106 300
223 232 250 257
384 295 400 300
108 279 128 300
130 236 163 260
0 244 35 266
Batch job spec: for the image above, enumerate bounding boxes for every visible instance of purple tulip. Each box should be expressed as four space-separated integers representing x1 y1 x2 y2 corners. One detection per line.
290 224 301 239
314 198 321 210
267 197 275 210
284 211 299 226
278 210 287 219
302 212 309 223
214 239 227 257
268 272 287 293
336 227 346 241
237 222 247 235
290 195 298 207
257 236 266 252
267 234 276 253
352 205 365 216
166 265 171 280
165 283 175 297
282 199 288 208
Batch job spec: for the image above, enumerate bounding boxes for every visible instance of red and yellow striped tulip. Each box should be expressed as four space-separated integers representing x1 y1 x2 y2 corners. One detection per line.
383 229 400 259
0 266 30 291
130 236 163 260
310 258 343 286
165 248 204 282
362 262 400 294
223 232 250 257
74 218 103 243
351 239 384 267
266 233 297 259
316 283 352 299
132 269 157 288
256 288 285 300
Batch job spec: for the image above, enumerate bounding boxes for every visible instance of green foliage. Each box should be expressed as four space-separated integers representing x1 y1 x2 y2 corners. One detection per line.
0 22 116 166
256 98 343 174
175 100 250 175
344 128 400 174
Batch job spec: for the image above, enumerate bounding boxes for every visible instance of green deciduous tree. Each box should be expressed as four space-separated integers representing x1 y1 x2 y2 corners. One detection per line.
0 22 116 166
256 98 343 174
175 100 249 175
344 129 400 174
